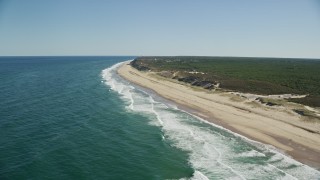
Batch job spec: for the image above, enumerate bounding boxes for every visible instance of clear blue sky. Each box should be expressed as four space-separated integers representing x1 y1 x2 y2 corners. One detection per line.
0 0 319 58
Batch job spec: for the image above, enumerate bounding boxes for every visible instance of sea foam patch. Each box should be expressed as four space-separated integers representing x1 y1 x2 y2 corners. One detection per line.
102 62 320 180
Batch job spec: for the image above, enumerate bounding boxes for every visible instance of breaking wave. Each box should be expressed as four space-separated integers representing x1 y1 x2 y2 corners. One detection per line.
102 62 320 180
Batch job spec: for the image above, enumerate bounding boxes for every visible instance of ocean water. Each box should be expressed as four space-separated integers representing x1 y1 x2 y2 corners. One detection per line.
0 57 319 180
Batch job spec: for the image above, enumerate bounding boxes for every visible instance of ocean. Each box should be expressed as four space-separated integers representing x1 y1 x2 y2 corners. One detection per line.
0 56 319 179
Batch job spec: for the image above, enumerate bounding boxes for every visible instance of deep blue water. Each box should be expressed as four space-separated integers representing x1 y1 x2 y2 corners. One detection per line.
0 56 319 179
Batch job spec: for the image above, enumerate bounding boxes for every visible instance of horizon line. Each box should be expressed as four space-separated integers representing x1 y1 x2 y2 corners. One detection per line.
1 55 320 60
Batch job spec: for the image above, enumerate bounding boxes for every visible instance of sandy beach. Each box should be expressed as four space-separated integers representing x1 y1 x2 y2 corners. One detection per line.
117 61 320 169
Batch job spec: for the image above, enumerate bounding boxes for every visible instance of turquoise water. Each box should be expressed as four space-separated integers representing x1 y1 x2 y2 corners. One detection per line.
0 57 319 179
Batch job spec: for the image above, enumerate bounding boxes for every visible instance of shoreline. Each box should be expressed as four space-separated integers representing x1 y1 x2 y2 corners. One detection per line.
117 61 320 169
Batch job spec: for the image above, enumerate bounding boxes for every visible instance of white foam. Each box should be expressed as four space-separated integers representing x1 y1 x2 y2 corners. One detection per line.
128 89 134 110
238 150 266 157
149 96 164 126
190 171 210 180
101 62 320 180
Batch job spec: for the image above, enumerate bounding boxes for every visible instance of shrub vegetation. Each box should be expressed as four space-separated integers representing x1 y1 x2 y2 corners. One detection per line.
131 56 320 107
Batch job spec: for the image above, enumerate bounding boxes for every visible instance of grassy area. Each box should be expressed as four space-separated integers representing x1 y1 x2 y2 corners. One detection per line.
131 56 320 107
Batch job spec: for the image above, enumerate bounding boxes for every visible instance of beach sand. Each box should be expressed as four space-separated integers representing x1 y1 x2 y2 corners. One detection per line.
117 62 320 169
